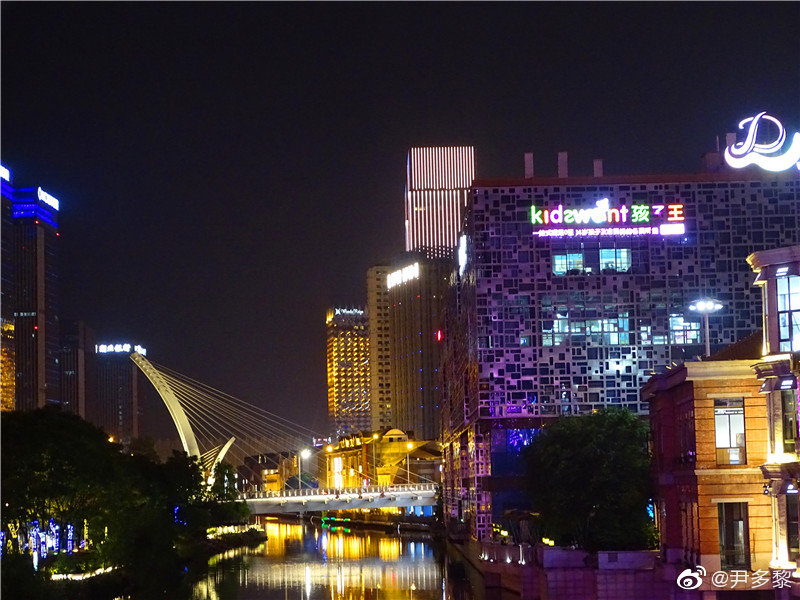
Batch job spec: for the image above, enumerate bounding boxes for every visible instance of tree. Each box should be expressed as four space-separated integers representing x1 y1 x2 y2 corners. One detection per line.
522 408 656 551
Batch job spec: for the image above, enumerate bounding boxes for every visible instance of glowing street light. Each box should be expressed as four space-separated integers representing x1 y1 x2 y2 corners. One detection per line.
371 433 379 485
689 299 723 357
406 441 414 484
298 448 311 490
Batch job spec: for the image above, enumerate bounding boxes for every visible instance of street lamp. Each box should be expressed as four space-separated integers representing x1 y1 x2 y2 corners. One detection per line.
689 299 723 357
372 433 379 486
406 442 414 484
299 448 311 490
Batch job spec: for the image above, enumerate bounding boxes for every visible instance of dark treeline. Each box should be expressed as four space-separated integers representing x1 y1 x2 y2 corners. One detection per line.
1 407 248 599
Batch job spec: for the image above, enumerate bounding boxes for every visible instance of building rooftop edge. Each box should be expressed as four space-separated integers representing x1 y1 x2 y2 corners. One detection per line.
747 245 800 272
472 169 800 188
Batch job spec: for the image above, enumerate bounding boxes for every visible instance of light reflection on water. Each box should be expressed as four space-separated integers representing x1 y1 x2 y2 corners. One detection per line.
194 522 475 600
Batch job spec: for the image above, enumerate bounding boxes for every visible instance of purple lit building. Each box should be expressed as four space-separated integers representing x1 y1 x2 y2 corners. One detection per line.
442 153 800 540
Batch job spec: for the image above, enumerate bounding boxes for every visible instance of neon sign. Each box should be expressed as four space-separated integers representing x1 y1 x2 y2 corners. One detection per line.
724 112 800 172
531 198 686 238
37 187 60 211
96 343 147 356
387 262 420 289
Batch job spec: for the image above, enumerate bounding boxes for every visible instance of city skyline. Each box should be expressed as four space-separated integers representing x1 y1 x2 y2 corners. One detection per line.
2 3 798 437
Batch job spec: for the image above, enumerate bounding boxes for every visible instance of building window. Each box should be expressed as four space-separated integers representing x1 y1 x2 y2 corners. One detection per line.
714 398 746 465
669 314 701 345
777 275 800 352
718 502 750 570
787 493 799 562
783 389 799 454
553 253 585 275
599 248 632 272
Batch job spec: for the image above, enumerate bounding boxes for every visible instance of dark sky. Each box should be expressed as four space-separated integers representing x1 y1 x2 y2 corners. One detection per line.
2 3 798 439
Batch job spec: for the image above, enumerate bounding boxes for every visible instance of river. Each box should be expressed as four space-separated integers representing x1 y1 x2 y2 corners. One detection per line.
191 521 486 600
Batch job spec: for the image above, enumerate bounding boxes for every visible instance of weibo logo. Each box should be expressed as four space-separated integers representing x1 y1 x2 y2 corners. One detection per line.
724 112 800 172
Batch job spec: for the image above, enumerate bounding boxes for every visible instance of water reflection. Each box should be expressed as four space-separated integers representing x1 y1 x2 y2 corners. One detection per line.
194 522 475 600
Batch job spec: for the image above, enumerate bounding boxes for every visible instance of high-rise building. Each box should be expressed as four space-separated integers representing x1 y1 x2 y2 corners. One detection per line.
326 308 371 438
367 265 393 432
386 256 450 440
1 165 16 411
59 320 97 419
405 146 475 259
0 165 62 411
442 152 800 539
93 343 146 444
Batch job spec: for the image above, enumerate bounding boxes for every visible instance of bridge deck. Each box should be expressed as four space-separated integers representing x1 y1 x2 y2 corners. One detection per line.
242 483 438 514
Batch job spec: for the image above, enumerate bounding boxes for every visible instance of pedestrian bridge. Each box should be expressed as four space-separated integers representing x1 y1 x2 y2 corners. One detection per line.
241 483 438 514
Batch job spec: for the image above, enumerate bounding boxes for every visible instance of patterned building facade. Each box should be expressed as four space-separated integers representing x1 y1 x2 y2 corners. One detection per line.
404 146 475 259
326 308 371 438
442 168 800 540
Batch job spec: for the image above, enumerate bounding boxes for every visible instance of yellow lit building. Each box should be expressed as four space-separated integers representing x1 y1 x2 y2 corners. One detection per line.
326 308 371 438
323 428 441 489
1 319 14 411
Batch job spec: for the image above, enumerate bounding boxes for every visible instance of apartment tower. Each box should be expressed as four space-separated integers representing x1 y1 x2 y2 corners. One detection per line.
367 265 393 432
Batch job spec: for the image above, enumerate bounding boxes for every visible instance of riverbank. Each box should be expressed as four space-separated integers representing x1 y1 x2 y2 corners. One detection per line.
2 528 268 600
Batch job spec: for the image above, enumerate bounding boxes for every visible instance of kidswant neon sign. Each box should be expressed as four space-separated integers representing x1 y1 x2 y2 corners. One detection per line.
530 198 686 238
724 112 800 172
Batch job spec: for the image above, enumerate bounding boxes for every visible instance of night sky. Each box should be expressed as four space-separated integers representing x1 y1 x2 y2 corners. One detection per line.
2 3 798 440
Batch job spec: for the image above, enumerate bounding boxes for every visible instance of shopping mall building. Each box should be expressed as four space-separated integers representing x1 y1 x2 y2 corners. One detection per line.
441 123 800 539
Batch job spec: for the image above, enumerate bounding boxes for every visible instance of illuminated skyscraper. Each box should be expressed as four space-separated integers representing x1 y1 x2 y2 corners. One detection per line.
0 165 62 411
386 256 450 440
92 343 146 444
405 146 475 259
1 166 15 411
326 308 371 438
367 265 393 431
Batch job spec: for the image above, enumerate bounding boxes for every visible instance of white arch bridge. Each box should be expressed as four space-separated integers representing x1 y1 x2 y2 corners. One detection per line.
130 353 440 512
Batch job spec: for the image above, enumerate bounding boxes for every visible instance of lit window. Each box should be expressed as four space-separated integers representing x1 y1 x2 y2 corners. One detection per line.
714 398 746 465
553 253 584 275
599 248 632 272
777 275 800 352
669 314 700 345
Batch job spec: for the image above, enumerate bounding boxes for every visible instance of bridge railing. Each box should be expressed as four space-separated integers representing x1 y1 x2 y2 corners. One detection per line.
241 483 438 501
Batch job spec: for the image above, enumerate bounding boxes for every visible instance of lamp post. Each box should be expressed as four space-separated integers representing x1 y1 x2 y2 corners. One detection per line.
406 442 414 484
372 433 379 486
689 299 723 357
299 448 311 490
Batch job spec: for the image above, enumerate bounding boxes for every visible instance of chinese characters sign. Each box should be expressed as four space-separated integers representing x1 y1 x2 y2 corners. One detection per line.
530 198 686 238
